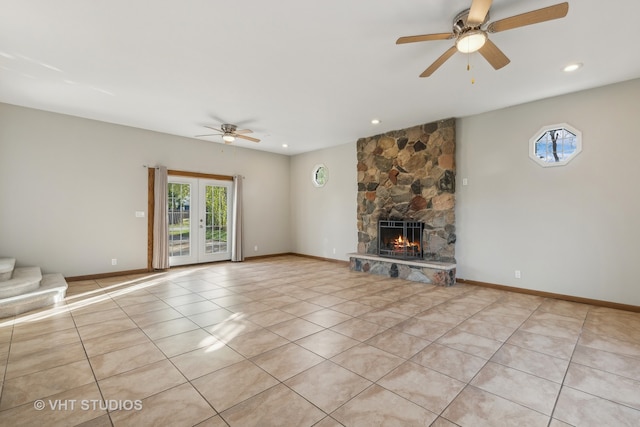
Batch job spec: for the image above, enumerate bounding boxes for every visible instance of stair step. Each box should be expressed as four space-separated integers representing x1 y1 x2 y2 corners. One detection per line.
0 273 68 318
0 258 16 281
0 267 42 298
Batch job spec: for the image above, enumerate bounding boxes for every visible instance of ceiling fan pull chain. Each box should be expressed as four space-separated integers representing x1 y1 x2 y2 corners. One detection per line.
467 52 476 84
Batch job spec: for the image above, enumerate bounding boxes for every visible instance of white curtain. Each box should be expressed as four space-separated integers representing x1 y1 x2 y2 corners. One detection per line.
152 166 170 269
231 175 244 262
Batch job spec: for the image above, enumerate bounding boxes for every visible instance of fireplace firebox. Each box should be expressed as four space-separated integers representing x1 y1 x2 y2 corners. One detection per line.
378 220 424 260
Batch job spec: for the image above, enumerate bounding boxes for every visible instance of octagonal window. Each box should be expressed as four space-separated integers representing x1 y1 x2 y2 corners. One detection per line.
529 123 582 167
312 164 328 187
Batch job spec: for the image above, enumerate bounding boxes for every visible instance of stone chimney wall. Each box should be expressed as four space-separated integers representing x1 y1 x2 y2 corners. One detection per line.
356 118 456 262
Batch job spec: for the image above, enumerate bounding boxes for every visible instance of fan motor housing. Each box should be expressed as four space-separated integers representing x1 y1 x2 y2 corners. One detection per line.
220 124 237 133
453 8 489 35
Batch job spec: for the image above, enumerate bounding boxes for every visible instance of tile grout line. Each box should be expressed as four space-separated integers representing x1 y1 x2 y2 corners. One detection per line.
72 279 117 427
0 314 17 413
434 295 549 422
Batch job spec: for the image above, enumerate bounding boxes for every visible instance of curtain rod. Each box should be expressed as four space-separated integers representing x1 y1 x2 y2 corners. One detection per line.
143 166 243 179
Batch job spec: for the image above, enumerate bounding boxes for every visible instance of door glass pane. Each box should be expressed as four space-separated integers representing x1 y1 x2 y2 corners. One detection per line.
168 183 191 257
205 185 228 254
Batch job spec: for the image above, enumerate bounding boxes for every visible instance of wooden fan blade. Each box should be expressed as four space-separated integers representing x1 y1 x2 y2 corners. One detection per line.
235 134 260 143
488 2 568 33
204 125 223 132
467 0 493 26
478 39 510 70
234 129 253 134
420 46 458 77
194 133 219 137
396 33 453 44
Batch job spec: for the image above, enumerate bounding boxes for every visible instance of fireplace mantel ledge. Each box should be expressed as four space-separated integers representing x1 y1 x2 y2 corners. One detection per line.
347 253 455 270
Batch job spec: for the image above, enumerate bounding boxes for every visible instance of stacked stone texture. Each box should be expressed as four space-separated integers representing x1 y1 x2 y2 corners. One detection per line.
356 118 456 262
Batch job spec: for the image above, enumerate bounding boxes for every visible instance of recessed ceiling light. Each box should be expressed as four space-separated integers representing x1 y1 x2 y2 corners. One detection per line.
282 144 288 148
371 119 381 125
563 62 583 72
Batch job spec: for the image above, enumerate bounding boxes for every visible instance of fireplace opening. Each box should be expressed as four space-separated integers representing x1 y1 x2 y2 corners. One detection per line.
378 220 424 260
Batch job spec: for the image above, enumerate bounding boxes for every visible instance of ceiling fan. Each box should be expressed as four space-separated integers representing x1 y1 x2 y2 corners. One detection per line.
195 123 260 143
397 0 569 77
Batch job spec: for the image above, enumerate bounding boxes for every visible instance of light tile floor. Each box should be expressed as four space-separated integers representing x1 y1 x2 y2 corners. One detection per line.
0 255 639 426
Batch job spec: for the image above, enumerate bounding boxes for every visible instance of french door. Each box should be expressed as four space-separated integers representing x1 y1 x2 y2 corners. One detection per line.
168 177 232 266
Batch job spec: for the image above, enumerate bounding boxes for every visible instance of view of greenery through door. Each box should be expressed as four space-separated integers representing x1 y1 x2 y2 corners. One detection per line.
168 181 228 258
204 184 228 254
168 182 190 257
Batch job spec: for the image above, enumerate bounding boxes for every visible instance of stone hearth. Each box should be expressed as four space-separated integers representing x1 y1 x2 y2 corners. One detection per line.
349 253 456 286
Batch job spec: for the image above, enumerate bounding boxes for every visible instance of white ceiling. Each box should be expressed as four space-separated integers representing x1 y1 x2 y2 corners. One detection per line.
2 0 640 155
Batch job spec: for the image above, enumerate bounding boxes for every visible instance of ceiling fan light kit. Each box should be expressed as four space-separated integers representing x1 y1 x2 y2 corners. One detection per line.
397 0 569 77
456 30 487 53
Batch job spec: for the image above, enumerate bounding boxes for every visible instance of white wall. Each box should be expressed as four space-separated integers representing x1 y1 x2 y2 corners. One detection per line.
3 79 639 306
0 103 291 276
455 78 640 306
288 80 640 307
290 142 357 260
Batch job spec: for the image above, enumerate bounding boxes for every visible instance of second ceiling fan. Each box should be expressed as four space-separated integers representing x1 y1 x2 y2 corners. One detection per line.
195 123 260 144
397 0 569 77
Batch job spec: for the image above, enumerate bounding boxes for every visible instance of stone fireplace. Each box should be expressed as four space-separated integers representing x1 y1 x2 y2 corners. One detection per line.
350 118 457 286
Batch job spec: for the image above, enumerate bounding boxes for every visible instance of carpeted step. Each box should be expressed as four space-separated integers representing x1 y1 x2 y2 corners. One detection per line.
0 273 68 318
0 266 42 298
0 257 16 281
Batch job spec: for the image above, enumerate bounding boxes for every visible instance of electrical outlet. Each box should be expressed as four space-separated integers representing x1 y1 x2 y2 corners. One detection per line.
515 270 521 279
112 259 117 266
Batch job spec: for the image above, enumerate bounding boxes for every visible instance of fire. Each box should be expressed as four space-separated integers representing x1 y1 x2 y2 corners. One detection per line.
392 235 420 251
